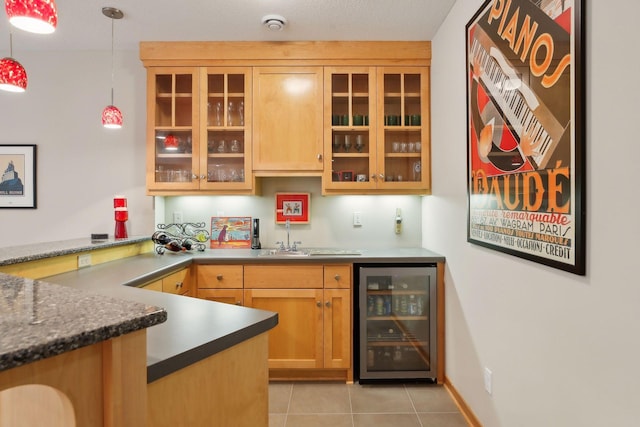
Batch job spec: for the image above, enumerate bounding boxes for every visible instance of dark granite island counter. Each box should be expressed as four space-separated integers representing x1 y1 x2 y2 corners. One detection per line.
0 272 167 426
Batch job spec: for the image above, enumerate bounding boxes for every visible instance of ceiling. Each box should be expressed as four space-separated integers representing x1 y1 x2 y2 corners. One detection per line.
1 0 457 52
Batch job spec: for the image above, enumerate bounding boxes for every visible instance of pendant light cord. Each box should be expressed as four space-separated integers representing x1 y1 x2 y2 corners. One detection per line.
9 32 13 57
110 16 115 105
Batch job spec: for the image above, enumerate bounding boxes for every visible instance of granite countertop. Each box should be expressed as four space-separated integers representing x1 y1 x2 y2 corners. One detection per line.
0 236 150 266
0 272 166 372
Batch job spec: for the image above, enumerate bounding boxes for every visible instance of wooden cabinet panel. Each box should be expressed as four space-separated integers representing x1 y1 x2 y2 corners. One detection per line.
244 289 323 369
197 289 243 306
196 265 243 289
244 265 323 289
161 269 192 295
323 289 351 369
252 67 324 173
142 279 163 292
324 264 351 289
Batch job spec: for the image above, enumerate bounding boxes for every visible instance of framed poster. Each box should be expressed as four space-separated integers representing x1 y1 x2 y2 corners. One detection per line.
275 193 310 224
210 216 251 249
0 144 37 209
465 0 585 275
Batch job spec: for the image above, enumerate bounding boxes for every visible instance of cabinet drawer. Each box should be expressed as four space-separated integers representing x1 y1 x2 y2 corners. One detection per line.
142 279 163 292
324 265 352 289
197 265 243 289
197 289 244 306
244 265 323 289
162 269 192 295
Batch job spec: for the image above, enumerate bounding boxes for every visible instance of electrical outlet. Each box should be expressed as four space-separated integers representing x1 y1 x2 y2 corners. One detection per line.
484 367 493 395
173 211 183 224
353 211 362 226
78 254 92 269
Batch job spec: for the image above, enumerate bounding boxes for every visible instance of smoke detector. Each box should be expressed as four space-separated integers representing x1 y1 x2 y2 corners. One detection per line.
262 14 287 31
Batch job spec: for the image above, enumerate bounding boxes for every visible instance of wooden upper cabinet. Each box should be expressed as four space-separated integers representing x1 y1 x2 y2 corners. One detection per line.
252 67 324 174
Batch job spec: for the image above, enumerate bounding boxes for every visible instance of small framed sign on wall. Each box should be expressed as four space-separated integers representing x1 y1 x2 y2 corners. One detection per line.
275 192 310 224
465 0 586 275
0 144 37 209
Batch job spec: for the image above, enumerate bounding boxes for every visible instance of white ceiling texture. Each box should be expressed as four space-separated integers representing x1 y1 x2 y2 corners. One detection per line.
1 0 457 51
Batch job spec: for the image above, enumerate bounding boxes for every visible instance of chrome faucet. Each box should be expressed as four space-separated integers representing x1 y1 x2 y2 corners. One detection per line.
275 219 302 252
285 218 291 250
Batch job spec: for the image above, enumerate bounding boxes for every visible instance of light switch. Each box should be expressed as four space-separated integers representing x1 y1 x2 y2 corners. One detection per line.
353 211 362 226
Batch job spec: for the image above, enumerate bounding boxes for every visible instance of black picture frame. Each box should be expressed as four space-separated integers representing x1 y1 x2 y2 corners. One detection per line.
0 144 37 209
465 0 585 275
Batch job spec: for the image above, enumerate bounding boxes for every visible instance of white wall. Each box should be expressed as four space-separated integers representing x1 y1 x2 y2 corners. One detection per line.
0 50 154 245
162 178 422 249
425 0 640 425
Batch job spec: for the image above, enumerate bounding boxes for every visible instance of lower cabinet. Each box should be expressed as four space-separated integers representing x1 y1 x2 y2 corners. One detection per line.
243 264 352 381
142 268 193 297
195 263 353 381
196 264 244 305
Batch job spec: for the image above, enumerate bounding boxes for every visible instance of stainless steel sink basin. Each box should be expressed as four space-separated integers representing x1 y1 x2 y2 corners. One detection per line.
257 249 362 257
258 249 310 257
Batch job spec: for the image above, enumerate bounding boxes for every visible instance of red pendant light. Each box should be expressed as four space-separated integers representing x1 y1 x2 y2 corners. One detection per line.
101 7 124 129
5 0 58 35
102 104 123 128
0 33 27 93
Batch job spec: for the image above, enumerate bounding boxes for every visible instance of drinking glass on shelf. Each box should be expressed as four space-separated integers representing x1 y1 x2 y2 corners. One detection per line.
333 135 342 152
217 140 226 153
238 101 244 126
230 139 240 153
227 101 235 126
344 135 352 152
214 102 223 126
355 135 364 152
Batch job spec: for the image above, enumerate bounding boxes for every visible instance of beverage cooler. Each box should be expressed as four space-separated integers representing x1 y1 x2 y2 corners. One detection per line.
357 264 437 382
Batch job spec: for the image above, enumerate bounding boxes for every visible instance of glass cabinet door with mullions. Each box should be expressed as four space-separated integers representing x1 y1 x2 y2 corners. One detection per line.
358 265 437 381
148 68 200 191
200 68 252 191
377 67 430 191
324 67 377 190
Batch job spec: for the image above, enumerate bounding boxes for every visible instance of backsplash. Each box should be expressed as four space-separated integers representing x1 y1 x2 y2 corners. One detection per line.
156 178 423 250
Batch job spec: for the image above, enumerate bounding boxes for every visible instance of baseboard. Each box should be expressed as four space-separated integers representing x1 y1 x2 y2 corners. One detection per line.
444 375 482 427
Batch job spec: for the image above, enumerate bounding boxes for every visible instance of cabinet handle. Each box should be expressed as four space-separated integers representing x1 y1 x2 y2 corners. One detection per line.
378 173 385 180
317 154 322 160
175 282 183 289
316 301 322 307
216 274 223 281
235 301 242 305
192 174 198 180
200 174 206 180
334 274 341 281
325 301 331 308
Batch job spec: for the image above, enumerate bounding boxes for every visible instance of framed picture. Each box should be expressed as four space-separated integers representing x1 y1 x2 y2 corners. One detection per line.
0 144 37 209
210 216 252 249
465 0 585 275
340 170 354 182
275 192 310 224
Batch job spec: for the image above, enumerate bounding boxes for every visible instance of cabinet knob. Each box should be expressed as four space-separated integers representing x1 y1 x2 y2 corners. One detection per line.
235 301 242 305
216 274 223 280
316 301 322 307
325 301 331 308
317 154 323 160
192 174 198 180
200 174 206 180
334 274 341 281
378 173 385 180
175 282 183 289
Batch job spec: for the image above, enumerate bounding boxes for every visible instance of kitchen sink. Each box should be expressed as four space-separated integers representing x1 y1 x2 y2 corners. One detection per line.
257 249 361 257
258 249 310 257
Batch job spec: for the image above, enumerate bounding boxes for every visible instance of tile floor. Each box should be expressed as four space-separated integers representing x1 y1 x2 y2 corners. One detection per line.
269 382 469 427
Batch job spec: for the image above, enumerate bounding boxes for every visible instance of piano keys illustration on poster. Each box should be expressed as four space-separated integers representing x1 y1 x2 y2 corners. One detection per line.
467 0 578 268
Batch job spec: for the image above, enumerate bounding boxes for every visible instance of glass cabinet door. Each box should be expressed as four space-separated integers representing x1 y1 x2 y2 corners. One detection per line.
200 68 252 191
148 67 200 191
324 67 376 190
376 67 430 191
359 266 437 380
